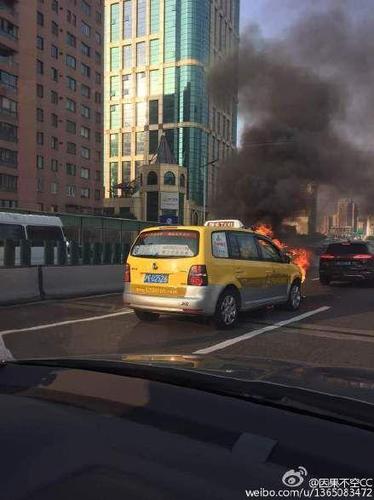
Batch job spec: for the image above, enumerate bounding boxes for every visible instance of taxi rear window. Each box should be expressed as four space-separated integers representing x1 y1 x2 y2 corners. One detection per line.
131 230 199 258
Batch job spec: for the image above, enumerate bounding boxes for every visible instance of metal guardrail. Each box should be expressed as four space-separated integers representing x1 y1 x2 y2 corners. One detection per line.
0 240 131 267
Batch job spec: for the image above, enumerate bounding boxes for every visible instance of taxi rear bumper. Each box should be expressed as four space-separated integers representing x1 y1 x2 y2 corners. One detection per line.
123 284 223 316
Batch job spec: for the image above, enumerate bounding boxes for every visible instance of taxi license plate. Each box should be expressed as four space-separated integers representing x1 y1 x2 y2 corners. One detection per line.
144 273 168 284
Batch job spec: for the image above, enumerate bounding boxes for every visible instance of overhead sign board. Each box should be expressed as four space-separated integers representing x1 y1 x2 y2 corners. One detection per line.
160 192 179 210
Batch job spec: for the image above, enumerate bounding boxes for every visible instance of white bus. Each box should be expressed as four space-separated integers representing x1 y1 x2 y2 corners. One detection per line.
0 212 66 265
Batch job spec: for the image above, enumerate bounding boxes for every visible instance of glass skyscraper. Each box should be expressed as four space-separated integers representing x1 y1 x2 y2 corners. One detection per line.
104 0 239 217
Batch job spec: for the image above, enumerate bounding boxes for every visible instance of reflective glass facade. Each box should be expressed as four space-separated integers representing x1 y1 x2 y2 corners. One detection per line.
104 0 239 207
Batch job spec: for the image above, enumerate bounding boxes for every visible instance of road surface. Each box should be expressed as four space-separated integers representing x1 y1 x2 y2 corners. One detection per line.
0 272 374 370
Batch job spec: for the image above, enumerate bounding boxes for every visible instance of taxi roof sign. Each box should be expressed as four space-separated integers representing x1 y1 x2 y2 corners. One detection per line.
204 219 244 228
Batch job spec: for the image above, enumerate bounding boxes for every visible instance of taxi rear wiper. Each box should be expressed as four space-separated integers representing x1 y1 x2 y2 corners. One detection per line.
9 358 374 431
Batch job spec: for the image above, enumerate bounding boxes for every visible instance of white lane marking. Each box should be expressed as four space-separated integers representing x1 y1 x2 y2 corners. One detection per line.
312 277 320 281
0 292 122 309
0 309 133 336
0 336 14 360
194 306 331 355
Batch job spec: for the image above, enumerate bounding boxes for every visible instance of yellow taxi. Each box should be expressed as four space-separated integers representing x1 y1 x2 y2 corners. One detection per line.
123 220 302 328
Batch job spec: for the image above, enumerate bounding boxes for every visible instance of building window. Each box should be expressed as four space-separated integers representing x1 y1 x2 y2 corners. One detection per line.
66 31 76 47
136 101 146 126
149 130 158 154
66 163 76 176
164 171 176 186
81 21 91 37
81 63 90 77
149 38 159 65
110 75 120 99
96 11 102 24
119 133 130 158
137 0 146 37
0 96 17 116
0 148 18 168
94 189 101 200
0 70 17 90
51 113 58 128
36 155 44 169
95 31 101 45
36 108 44 122
95 72 101 84
81 104 90 119
123 45 131 68
0 122 17 142
94 91 101 104
95 170 101 181
51 67 58 81
37 178 44 193
66 185 76 197
37 11 44 26
51 21 58 36
67 10 77 26
36 59 44 75
95 51 101 64
51 159 58 172
110 162 118 197
136 42 146 66
80 0 91 16
80 167 90 179
0 173 17 191
147 171 158 185
123 103 132 127
66 120 76 134
66 98 76 112
81 187 90 198
95 112 102 125
150 0 160 34
36 84 44 98
136 72 146 97
80 146 90 159
51 182 58 194
52 0 59 13
81 42 91 57
149 100 158 125
51 44 58 59
67 142 77 155
110 47 120 71
36 131 44 145
81 84 91 98
150 70 159 95
136 131 144 155
122 74 132 97
110 3 120 42
95 131 102 144
123 0 132 39
36 35 44 50
110 133 118 157
80 126 90 139
51 90 58 104
66 54 76 69
110 104 120 128
122 161 131 183
67 76 77 91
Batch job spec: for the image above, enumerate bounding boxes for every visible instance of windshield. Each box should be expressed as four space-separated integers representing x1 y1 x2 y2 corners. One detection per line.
1 0 374 442
131 230 199 258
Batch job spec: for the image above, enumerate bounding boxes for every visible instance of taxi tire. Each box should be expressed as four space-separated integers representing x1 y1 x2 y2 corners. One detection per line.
213 289 240 330
134 310 160 322
284 281 302 311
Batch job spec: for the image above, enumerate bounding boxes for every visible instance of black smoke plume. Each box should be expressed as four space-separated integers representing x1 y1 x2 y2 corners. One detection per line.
209 3 374 230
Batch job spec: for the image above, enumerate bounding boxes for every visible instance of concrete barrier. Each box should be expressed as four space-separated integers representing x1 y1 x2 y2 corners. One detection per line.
43 265 124 299
0 267 41 305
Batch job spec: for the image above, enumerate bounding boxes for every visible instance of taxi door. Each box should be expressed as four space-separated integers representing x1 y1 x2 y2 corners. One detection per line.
226 232 274 306
255 237 289 299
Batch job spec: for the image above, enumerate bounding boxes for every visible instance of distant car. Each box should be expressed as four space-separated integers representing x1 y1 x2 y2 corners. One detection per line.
123 219 302 329
319 240 374 285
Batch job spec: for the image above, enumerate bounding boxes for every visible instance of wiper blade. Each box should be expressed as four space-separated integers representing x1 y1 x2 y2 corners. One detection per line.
10 358 374 431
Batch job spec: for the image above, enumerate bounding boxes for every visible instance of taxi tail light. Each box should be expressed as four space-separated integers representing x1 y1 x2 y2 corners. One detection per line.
320 254 335 260
124 263 131 282
188 265 208 286
353 254 373 260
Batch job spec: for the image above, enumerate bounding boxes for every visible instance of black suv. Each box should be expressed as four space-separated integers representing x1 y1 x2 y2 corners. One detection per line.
319 240 374 285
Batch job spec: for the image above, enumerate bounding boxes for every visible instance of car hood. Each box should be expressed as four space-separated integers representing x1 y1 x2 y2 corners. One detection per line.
111 353 374 404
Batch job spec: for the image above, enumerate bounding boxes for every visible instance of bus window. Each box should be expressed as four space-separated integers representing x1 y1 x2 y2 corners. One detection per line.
0 224 26 242
26 225 64 246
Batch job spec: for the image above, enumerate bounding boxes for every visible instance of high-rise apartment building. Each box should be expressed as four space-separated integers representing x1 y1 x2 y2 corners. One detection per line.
0 0 105 214
0 0 19 209
337 198 358 231
104 0 239 221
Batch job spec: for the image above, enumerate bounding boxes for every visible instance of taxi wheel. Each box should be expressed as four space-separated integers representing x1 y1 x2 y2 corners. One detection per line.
214 289 240 329
285 281 302 311
134 310 160 322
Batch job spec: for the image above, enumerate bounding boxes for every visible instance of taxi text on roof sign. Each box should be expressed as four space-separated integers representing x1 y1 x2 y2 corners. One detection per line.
204 219 244 228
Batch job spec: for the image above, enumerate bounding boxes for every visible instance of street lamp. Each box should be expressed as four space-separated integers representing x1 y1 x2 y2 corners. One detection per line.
201 158 219 223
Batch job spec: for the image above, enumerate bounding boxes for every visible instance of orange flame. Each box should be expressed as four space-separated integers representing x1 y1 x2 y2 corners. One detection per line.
254 224 311 282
